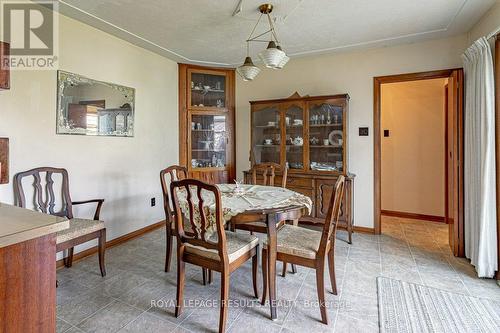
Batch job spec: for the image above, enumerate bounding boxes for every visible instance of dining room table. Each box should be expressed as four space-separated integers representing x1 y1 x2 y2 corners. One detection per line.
175 183 313 320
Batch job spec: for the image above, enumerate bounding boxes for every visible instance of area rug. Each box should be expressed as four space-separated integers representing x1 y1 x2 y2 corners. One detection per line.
377 276 500 333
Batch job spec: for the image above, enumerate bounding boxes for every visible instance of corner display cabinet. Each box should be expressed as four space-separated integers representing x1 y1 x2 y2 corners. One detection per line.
244 92 356 242
178 64 235 184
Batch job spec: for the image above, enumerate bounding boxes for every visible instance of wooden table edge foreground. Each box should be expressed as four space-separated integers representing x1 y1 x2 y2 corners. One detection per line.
0 203 69 333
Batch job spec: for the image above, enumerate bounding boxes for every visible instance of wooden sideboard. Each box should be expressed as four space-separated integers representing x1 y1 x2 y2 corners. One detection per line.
244 171 355 242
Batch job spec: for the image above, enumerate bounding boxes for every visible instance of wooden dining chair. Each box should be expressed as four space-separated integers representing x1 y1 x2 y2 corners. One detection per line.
250 162 288 188
14 167 106 276
261 175 345 325
239 162 298 275
160 165 188 273
170 179 259 333
234 162 289 235
160 165 212 284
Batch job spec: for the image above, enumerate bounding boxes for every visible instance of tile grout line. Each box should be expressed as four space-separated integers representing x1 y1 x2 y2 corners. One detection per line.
430 227 473 297
277 262 308 329
332 242 351 332
400 220 425 285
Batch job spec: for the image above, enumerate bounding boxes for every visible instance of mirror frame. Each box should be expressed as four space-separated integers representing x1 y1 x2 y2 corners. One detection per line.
56 70 135 137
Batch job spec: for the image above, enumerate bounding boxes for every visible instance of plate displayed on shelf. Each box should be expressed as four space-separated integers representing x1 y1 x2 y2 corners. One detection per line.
328 130 343 147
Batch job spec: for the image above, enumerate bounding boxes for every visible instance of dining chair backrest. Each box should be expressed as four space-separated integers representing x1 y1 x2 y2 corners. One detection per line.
317 175 345 257
250 162 288 188
170 178 228 264
14 167 74 219
160 165 188 224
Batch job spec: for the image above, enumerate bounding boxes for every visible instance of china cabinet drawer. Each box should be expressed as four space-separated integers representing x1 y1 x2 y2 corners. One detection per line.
286 176 313 189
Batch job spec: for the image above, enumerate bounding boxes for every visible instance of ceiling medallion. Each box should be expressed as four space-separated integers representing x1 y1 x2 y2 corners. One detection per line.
236 3 288 81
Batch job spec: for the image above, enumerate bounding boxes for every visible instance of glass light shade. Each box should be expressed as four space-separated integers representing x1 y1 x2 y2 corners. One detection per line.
258 41 286 68
236 56 261 81
274 46 289 69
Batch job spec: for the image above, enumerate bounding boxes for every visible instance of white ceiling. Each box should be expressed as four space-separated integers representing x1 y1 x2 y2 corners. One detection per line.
55 0 495 66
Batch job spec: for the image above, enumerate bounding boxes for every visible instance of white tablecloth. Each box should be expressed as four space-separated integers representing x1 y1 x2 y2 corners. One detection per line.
175 184 312 237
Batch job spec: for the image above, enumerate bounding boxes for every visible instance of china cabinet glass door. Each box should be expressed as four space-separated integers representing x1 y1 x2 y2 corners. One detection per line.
251 104 282 165
308 101 344 172
189 71 227 109
190 114 227 169
284 103 305 170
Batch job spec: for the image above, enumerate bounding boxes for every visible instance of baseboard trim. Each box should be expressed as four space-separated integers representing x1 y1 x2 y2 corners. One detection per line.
56 220 166 269
352 226 376 234
381 210 445 223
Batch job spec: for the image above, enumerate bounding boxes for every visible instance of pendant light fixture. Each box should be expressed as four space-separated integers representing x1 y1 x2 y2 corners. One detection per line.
236 3 289 81
236 43 261 81
274 45 290 69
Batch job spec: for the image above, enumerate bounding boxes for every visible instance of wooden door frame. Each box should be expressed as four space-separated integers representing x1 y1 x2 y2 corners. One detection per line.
373 69 464 237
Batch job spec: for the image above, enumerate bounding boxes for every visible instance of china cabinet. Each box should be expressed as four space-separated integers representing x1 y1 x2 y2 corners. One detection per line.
245 93 355 240
178 64 235 183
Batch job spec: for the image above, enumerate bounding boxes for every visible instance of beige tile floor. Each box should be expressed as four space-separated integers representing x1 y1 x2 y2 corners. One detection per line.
56 217 500 333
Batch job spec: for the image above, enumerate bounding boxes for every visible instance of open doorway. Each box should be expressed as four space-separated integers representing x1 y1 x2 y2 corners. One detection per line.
374 69 465 257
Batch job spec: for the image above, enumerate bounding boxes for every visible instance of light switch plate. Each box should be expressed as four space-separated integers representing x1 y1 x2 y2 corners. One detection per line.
359 127 369 136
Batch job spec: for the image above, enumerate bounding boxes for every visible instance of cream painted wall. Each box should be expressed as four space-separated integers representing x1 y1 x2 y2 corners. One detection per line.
381 79 446 217
0 14 178 255
469 0 500 41
236 35 468 229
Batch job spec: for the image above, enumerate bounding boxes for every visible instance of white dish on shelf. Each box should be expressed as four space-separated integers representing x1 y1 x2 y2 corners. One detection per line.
328 130 343 146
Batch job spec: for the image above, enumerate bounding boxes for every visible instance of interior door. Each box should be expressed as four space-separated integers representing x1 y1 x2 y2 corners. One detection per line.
446 69 464 257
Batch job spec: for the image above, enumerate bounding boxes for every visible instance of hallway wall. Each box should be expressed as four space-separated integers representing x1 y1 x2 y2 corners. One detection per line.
381 78 447 217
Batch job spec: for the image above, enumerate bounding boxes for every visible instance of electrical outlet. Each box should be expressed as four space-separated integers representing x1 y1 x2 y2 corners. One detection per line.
359 127 369 136
151 197 156 207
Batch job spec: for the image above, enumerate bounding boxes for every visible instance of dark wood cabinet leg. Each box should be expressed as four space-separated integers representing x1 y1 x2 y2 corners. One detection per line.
64 247 74 267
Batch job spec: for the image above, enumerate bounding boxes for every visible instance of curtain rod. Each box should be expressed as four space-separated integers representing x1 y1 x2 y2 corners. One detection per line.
487 25 500 40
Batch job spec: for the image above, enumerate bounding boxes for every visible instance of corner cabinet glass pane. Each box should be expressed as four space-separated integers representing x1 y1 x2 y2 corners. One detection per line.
190 72 226 108
285 104 305 170
252 105 281 164
308 102 344 172
190 115 226 168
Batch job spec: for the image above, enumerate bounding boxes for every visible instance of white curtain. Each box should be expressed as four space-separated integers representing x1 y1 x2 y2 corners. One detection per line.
462 37 497 278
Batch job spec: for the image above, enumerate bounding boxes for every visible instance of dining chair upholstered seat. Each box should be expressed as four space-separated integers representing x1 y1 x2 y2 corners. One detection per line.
185 231 259 263
263 225 321 259
56 218 105 244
